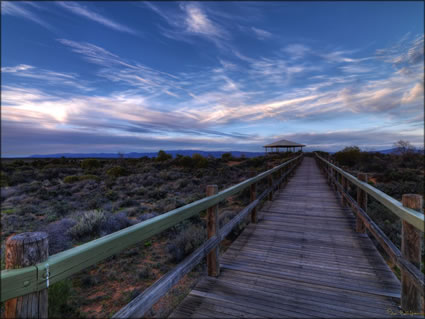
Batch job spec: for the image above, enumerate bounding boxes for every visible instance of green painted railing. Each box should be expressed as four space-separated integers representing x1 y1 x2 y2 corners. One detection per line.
315 153 424 231
1 154 302 302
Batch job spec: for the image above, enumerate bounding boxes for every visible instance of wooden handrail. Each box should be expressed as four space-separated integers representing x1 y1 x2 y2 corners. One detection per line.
315 153 424 231
113 182 276 318
314 152 424 312
1 154 303 303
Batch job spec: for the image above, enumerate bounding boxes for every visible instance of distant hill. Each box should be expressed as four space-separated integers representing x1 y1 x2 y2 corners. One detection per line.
371 148 424 154
26 150 266 159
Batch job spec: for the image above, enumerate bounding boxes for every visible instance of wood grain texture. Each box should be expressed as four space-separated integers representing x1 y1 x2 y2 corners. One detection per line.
5 232 48 319
206 185 219 277
249 171 257 224
170 157 400 318
356 173 367 233
401 194 424 312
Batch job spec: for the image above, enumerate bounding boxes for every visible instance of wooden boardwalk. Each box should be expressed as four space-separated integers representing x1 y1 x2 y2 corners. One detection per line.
170 157 401 318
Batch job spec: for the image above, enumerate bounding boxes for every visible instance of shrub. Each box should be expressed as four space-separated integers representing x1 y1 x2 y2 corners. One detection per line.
221 152 233 162
139 264 155 280
70 210 107 239
106 166 128 178
167 224 205 262
0 172 9 187
173 155 193 168
79 174 99 182
63 175 80 184
99 212 132 236
334 146 361 167
44 218 76 254
48 279 73 318
156 150 172 162
192 153 208 168
106 190 119 200
139 212 159 222
81 158 101 170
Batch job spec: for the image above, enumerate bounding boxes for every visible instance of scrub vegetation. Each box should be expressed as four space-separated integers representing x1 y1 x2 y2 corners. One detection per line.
0 151 288 318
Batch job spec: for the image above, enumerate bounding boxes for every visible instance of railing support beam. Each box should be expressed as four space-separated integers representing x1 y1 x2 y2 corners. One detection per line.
249 171 258 223
341 175 347 207
206 185 219 277
401 194 423 313
268 164 273 201
356 173 367 233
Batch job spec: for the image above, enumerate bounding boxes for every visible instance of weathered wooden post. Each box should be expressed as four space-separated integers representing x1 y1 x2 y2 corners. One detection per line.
206 185 219 277
329 160 334 187
268 164 273 201
277 167 282 190
401 194 423 312
5 232 49 319
341 175 347 207
249 171 258 223
356 173 367 233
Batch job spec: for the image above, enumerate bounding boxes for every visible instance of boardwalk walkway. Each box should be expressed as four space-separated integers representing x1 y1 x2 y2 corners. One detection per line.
170 157 401 318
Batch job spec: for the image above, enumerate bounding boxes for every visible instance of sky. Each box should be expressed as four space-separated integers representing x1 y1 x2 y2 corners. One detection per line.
1 1 424 156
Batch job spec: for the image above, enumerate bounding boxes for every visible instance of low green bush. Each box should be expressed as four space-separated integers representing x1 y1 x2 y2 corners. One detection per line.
192 153 208 168
70 210 107 239
221 152 233 162
156 150 172 162
63 175 80 183
106 166 127 178
81 158 101 170
173 155 193 167
48 279 73 318
79 174 100 182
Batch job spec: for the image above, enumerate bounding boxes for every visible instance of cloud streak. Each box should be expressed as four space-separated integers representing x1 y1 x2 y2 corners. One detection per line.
57 2 138 35
1 2 53 30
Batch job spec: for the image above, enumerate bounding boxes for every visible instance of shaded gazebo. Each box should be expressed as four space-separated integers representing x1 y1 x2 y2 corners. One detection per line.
264 139 306 153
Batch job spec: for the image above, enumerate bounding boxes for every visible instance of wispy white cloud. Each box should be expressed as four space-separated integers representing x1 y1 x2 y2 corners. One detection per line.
57 2 138 35
2 64 92 91
282 44 310 59
145 2 231 51
251 27 272 40
3 32 423 155
1 2 53 30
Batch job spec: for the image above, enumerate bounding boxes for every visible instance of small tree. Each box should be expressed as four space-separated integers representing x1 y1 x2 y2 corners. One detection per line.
334 146 361 167
156 150 172 162
393 140 415 155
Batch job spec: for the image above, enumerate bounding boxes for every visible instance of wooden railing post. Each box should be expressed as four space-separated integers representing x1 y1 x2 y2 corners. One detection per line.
327 159 332 186
401 194 423 313
278 167 283 190
5 232 49 319
356 173 367 233
249 171 258 223
341 175 347 207
206 185 219 277
329 160 334 187
268 164 273 201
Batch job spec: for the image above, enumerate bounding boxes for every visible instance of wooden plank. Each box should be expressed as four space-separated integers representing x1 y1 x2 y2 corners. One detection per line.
169 157 401 318
195 277 394 317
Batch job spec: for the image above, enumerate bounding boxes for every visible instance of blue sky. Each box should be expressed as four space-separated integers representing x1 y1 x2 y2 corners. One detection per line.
1 1 424 156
